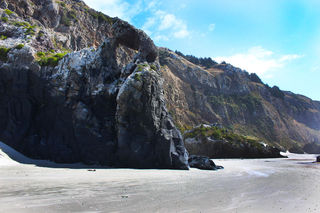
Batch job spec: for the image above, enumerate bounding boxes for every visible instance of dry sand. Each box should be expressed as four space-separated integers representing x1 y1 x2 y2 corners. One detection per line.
1 141 320 213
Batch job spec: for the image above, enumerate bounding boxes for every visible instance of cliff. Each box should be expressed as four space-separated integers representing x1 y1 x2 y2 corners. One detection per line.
160 48 320 153
0 0 188 169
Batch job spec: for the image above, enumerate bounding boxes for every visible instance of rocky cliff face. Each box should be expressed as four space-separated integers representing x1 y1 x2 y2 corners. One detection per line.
160 48 320 152
0 0 188 169
2 0 113 51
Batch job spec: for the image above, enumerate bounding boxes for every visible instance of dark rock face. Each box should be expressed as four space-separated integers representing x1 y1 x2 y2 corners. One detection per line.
317 156 320 162
0 16 188 169
188 155 223 170
112 18 158 63
288 147 304 154
303 143 320 154
116 67 188 169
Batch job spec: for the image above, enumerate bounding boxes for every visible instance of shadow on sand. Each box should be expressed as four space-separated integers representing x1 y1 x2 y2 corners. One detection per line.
0 141 110 169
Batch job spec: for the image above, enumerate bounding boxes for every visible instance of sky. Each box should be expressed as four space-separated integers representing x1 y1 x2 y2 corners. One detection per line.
83 0 320 101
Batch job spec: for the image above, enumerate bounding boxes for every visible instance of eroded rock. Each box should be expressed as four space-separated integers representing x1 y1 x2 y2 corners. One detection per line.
188 155 223 170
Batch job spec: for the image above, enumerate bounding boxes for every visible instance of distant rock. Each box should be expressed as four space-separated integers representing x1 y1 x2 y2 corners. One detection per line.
303 143 320 154
184 124 284 159
188 155 223 170
288 147 304 154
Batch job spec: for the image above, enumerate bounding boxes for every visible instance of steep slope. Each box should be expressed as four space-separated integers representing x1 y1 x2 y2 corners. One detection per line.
1 0 113 52
0 1 188 169
160 48 320 152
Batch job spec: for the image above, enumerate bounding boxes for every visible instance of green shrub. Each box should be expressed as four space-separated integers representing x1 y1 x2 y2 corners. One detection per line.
88 10 113 24
37 31 44 38
15 44 24 49
57 1 66 7
37 52 68 67
150 64 157 71
4 9 13 16
0 47 11 61
68 10 77 20
13 21 30 27
1 17 8 23
36 51 46 57
134 73 142 81
0 35 7 40
25 25 36 36
137 64 148 72
61 11 71 26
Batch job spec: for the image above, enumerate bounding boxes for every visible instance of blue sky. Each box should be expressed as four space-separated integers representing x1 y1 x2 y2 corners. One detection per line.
83 0 320 101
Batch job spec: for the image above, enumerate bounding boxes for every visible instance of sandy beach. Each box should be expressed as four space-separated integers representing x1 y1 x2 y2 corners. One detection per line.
1 142 319 213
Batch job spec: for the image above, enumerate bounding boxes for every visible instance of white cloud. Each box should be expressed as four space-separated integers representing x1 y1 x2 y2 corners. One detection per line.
174 28 189 38
279 54 302 62
209 24 215 32
158 13 177 30
83 0 142 22
83 0 189 41
142 10 190 41
154 35 169 42
214 46 303 78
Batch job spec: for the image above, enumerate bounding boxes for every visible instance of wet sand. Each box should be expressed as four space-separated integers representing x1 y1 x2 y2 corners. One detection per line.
1 142 320 213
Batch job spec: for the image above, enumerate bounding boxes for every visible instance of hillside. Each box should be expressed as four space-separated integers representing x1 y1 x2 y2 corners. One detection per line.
160 48 320 152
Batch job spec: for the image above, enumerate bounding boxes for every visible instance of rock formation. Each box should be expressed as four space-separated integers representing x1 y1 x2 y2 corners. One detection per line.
188 155 223 170
184 124 284 158
0 1 188 169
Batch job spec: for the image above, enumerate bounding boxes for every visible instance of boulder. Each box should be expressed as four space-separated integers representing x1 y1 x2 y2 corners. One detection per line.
188 155 223 170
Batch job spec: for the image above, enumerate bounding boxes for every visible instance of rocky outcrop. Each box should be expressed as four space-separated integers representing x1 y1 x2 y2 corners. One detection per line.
188 155 223 170
160 48 320 152
0 3 188 169
184 124 284 158
3 0 113 51
303 143 320 154
116 65 188 169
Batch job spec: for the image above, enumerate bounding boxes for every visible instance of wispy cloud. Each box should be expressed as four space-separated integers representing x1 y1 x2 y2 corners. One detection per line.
83 0 142 22
143 10 190 41
214 46 303 78
84 0 190 42
208 24 215 32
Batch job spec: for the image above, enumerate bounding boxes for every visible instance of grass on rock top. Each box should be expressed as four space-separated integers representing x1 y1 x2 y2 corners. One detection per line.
1 17 8 23
13 21 36 36
37 51 69 67
0 46 11 61
4 9 14 16
184 124 264 148
15 44 24 49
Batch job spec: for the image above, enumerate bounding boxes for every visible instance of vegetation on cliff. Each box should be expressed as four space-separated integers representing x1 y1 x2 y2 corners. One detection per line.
184 124 284 158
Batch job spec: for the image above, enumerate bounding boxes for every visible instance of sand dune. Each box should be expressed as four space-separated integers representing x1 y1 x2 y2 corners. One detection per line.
0 141 320 213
